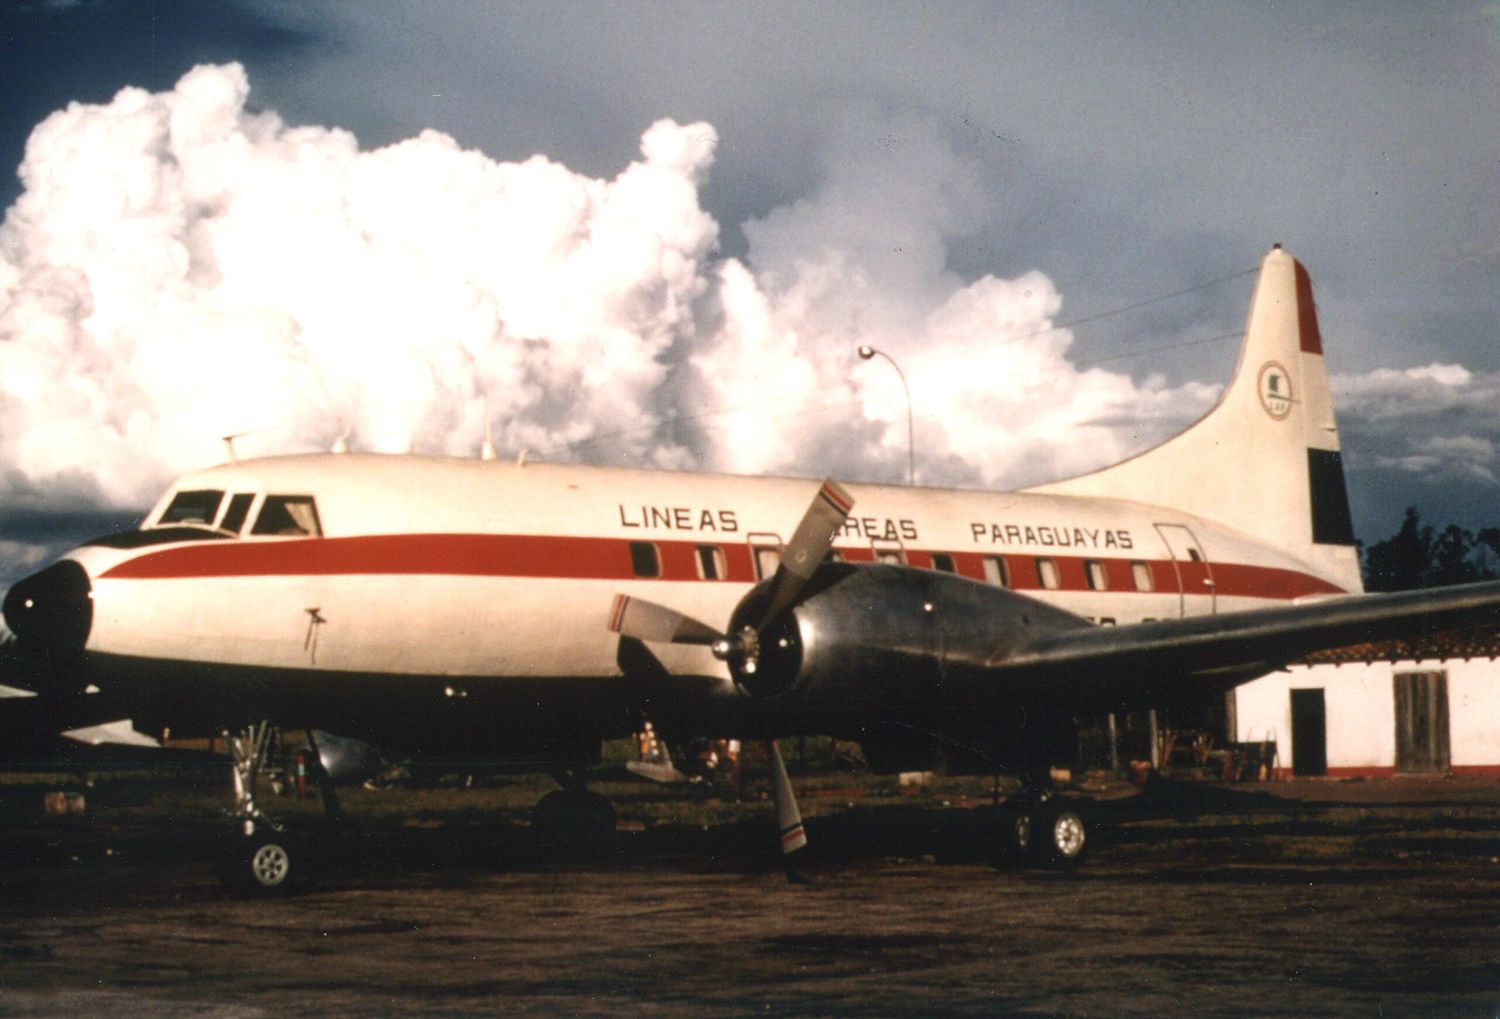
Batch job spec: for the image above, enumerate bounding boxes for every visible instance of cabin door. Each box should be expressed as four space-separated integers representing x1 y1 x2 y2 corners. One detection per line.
1153 523 1216 617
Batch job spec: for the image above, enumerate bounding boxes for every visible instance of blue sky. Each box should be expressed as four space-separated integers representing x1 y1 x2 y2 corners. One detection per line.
2 1 1499 583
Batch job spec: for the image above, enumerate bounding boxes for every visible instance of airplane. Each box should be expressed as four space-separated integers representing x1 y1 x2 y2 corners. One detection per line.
6 244 1500 892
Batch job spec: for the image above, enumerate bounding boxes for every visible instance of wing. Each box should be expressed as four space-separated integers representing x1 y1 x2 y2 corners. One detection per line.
996 579 1500 711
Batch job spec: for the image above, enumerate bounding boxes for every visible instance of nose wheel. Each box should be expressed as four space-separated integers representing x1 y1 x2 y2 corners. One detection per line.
220 721 299 894
221 831 298 895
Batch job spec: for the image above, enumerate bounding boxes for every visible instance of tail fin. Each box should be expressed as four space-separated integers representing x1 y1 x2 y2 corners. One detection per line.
1028 246 1363 593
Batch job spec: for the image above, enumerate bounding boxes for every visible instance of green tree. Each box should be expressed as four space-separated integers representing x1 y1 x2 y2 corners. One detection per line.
1478 528 1500 575
1362 508 1498 591
1431 524 1482 586
1362 506 1433 591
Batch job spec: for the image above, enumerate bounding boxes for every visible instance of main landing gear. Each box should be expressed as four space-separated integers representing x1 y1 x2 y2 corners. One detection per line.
991 778 1090 871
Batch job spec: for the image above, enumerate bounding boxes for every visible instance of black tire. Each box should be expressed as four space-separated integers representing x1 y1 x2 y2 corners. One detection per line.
220 831 296 895
1030 799 1088 869
531 789 617 859
989 806 1033 870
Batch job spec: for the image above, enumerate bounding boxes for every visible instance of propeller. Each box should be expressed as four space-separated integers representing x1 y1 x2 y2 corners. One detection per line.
608 478 854 679
608 478 853 873
608 594 720 646
767 739 807 857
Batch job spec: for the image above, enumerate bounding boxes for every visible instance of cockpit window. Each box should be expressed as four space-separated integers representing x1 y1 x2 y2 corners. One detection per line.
156 490 224 527
219 493 256 535
251 495 322 537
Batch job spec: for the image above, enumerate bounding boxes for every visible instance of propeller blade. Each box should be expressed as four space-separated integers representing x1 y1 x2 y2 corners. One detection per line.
609 594 722 646
767 739 807 856
757 479 854 630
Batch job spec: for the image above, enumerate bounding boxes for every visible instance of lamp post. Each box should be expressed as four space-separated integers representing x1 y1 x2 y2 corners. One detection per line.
857 345 914 486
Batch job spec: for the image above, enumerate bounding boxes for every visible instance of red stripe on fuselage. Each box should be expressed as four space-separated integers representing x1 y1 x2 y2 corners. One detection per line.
101 534 685 582
97 533 1346 601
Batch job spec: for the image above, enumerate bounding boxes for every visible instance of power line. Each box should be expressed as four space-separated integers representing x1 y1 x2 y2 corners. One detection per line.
1076 330 1244 369
537 264 1258 457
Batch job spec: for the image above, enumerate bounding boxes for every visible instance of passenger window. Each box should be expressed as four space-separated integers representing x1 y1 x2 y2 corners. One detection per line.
695 545 726 580
629 541 661 578
983 556 1009 587
1035 558 1060 590
930 552 956 573
219 493 255 535
251 495 322 537
1131 561 1154 591
1085 560 1107 591
875 549 905 565
157 490 224 526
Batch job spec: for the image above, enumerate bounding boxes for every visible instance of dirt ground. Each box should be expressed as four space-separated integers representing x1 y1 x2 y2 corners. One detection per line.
3 775 1500 1017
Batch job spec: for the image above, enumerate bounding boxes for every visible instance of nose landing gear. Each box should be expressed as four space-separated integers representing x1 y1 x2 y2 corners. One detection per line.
220 721 297 895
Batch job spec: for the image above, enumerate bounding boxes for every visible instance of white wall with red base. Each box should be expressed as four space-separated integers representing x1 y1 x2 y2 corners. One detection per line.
1230 658 1500 779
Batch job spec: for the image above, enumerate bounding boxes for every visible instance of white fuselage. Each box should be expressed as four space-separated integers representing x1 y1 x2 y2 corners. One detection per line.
69 453 1348 687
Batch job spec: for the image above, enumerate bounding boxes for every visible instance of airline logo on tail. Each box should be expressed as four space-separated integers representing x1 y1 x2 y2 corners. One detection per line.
1258 361 1292 420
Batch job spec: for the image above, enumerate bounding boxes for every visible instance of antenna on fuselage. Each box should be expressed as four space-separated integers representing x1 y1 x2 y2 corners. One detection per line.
219 427 276 463
332 420 351 454
481 419 497 461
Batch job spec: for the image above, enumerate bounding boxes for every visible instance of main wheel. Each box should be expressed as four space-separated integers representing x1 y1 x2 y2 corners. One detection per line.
989 805 1033 869
531 789 617 859
1030 800 1088 869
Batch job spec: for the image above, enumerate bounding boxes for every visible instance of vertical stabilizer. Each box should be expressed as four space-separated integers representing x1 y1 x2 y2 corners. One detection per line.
1028 246 1363 593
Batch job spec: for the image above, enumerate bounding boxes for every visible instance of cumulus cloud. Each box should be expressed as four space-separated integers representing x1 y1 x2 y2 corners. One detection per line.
0 64 1244 514
1333 364 1500 486
0 539 49 582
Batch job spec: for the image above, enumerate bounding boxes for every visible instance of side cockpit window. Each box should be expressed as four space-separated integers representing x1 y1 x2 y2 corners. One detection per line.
219 493 256 534
156 490 224 527
251 495 322 537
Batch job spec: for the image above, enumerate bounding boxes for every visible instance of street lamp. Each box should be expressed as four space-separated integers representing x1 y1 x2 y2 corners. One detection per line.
857 345 914 486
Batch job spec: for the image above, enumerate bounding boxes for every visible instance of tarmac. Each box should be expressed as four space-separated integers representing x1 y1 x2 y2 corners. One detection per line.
3 774 1500 1017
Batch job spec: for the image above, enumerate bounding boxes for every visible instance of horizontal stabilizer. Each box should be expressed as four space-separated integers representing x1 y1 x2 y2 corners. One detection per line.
62 719 160 748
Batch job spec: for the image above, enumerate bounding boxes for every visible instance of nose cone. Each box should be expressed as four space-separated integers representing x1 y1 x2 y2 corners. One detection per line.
2 561 93 663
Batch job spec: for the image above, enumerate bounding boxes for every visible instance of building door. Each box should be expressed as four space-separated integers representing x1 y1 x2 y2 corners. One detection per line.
1290 688 1327 776
1394 670 1450 774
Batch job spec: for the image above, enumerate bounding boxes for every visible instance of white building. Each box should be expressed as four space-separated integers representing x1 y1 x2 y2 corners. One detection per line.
1231 655 1500 779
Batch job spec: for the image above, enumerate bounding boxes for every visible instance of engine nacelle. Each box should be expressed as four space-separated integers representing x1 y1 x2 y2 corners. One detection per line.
305 730 383 785
726 563 1087 715
2 560 93 694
